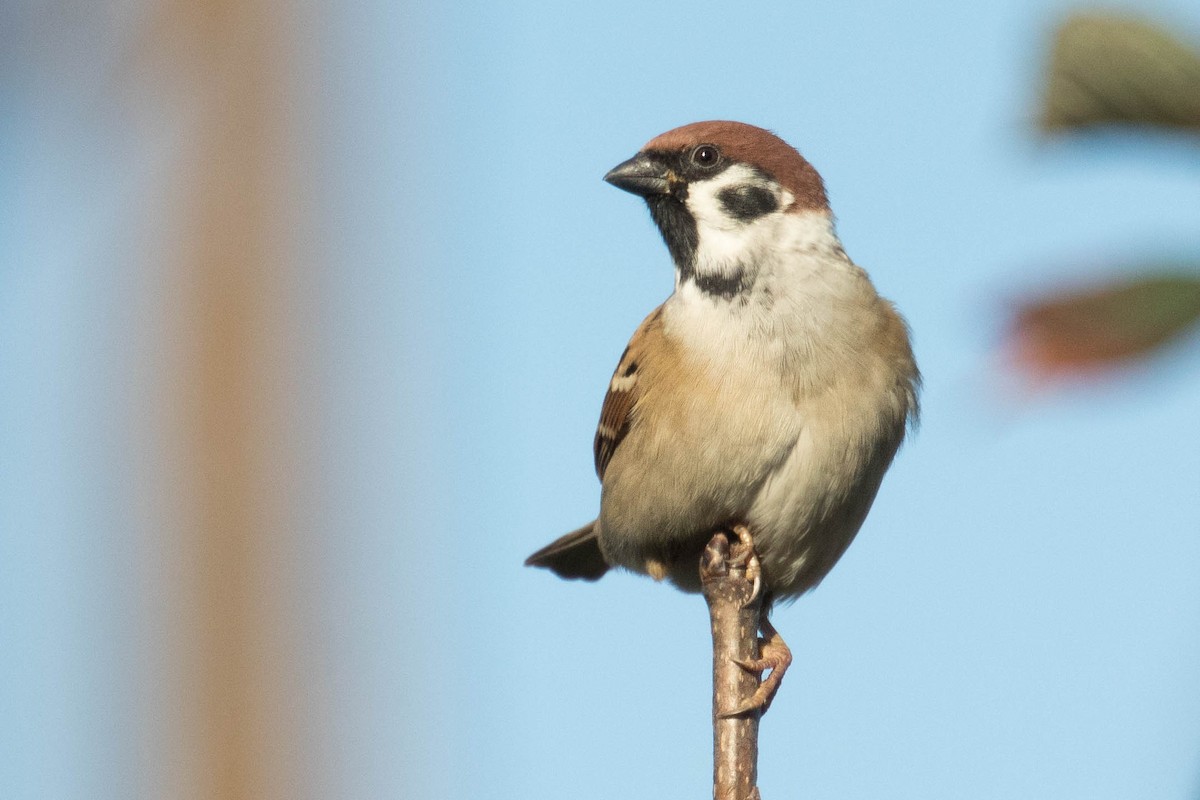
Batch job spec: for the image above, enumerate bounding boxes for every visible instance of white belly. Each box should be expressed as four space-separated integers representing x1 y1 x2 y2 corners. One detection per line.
745 405 899 599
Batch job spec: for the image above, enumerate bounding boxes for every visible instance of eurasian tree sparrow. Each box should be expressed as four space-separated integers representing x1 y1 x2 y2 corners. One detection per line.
526 121 920 710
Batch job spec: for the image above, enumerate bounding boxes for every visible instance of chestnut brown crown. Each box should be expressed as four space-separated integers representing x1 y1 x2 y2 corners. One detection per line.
643 120 829 213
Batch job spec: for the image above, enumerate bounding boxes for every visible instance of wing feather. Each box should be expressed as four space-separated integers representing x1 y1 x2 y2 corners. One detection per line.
593 306 663 480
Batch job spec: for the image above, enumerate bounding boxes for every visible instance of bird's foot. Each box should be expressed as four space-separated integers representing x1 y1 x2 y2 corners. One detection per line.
723 617 793 717
701 527 761 606
727 524 762 606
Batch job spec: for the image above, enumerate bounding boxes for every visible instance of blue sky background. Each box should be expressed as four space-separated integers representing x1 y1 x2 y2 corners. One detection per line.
4 0 1200 798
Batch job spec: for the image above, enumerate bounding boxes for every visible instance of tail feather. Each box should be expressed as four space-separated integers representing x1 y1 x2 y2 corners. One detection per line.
525 522 610 581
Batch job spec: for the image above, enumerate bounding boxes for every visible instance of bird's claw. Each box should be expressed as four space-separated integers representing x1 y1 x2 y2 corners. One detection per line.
728 524 763 607
746 562 762 608
720 619 793 717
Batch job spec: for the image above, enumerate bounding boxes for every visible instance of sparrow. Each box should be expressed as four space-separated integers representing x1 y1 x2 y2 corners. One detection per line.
526 121 920 712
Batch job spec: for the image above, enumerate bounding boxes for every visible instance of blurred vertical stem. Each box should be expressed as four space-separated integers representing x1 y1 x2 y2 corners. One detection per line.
141 0 303 797
702 533 763 800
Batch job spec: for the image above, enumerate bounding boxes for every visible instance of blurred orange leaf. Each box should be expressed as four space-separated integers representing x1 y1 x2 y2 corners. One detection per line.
1041 13 1200 135
1008 271 1200 379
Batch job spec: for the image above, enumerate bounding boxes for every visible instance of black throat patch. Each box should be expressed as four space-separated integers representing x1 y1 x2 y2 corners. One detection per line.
645 193 762 302
646 194 698 275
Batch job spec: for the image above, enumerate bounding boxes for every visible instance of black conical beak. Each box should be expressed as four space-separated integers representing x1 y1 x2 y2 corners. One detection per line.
603 153 671 197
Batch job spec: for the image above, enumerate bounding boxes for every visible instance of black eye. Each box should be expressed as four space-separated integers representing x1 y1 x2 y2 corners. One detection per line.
691 144 720 168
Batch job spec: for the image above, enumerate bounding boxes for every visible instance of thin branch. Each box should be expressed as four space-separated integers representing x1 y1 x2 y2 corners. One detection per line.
701 532 763 800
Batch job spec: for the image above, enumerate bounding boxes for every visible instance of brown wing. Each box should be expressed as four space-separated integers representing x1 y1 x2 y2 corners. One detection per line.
594 306 663 480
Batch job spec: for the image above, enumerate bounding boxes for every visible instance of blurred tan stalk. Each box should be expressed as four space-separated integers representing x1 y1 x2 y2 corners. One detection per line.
136 2 308 798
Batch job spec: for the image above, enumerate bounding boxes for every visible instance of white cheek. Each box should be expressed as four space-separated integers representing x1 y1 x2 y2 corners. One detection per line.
684 165 793 275
685 165 769 229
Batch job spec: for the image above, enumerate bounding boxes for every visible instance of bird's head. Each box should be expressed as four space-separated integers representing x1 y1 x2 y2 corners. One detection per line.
604 121 832 300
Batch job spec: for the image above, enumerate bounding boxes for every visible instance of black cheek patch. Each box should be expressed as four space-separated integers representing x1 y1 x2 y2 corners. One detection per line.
717 185 778 222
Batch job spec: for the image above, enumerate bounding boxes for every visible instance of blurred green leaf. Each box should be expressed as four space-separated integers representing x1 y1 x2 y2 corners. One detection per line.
1008 271 1200 379
1041 13 1200 134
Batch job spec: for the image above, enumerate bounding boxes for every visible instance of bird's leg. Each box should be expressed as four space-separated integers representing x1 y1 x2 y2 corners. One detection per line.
726 616 792 717
718 524 792 717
